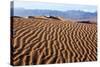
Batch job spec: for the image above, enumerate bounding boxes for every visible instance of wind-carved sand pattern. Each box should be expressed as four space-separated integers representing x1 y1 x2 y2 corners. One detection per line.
11 16 97 66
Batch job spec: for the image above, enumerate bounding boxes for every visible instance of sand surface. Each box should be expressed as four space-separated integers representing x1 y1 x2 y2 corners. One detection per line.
11 16 97 66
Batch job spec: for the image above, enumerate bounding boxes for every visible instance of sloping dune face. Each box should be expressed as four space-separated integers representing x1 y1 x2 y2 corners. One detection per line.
11 16 97 66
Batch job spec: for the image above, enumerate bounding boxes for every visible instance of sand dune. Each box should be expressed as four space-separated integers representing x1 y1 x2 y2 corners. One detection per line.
11 16 97 66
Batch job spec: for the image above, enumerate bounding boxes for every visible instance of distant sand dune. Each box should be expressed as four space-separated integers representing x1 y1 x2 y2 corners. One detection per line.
28 16 48 19
11 16 97 66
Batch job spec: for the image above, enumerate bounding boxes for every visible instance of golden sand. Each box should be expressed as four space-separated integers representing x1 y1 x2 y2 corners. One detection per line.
11 16 97 66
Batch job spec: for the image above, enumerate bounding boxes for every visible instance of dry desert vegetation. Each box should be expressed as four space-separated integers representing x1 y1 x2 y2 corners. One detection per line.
11 16 97 66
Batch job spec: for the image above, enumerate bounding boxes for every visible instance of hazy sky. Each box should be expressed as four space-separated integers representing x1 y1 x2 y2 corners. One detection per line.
14 1 97 12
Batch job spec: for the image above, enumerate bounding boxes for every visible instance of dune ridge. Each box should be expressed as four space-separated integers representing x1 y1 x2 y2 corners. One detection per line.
11 16 97 66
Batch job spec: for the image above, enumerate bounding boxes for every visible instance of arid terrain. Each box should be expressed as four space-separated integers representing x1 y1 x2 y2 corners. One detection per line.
11 16 97 66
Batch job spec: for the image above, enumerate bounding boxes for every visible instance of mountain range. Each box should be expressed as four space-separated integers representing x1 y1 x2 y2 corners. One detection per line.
11 8 97 21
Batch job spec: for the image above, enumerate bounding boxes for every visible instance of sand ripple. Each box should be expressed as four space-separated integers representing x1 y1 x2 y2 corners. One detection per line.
11 17 97 66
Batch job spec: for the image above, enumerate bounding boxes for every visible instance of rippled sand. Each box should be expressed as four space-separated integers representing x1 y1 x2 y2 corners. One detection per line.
11 16 97 66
